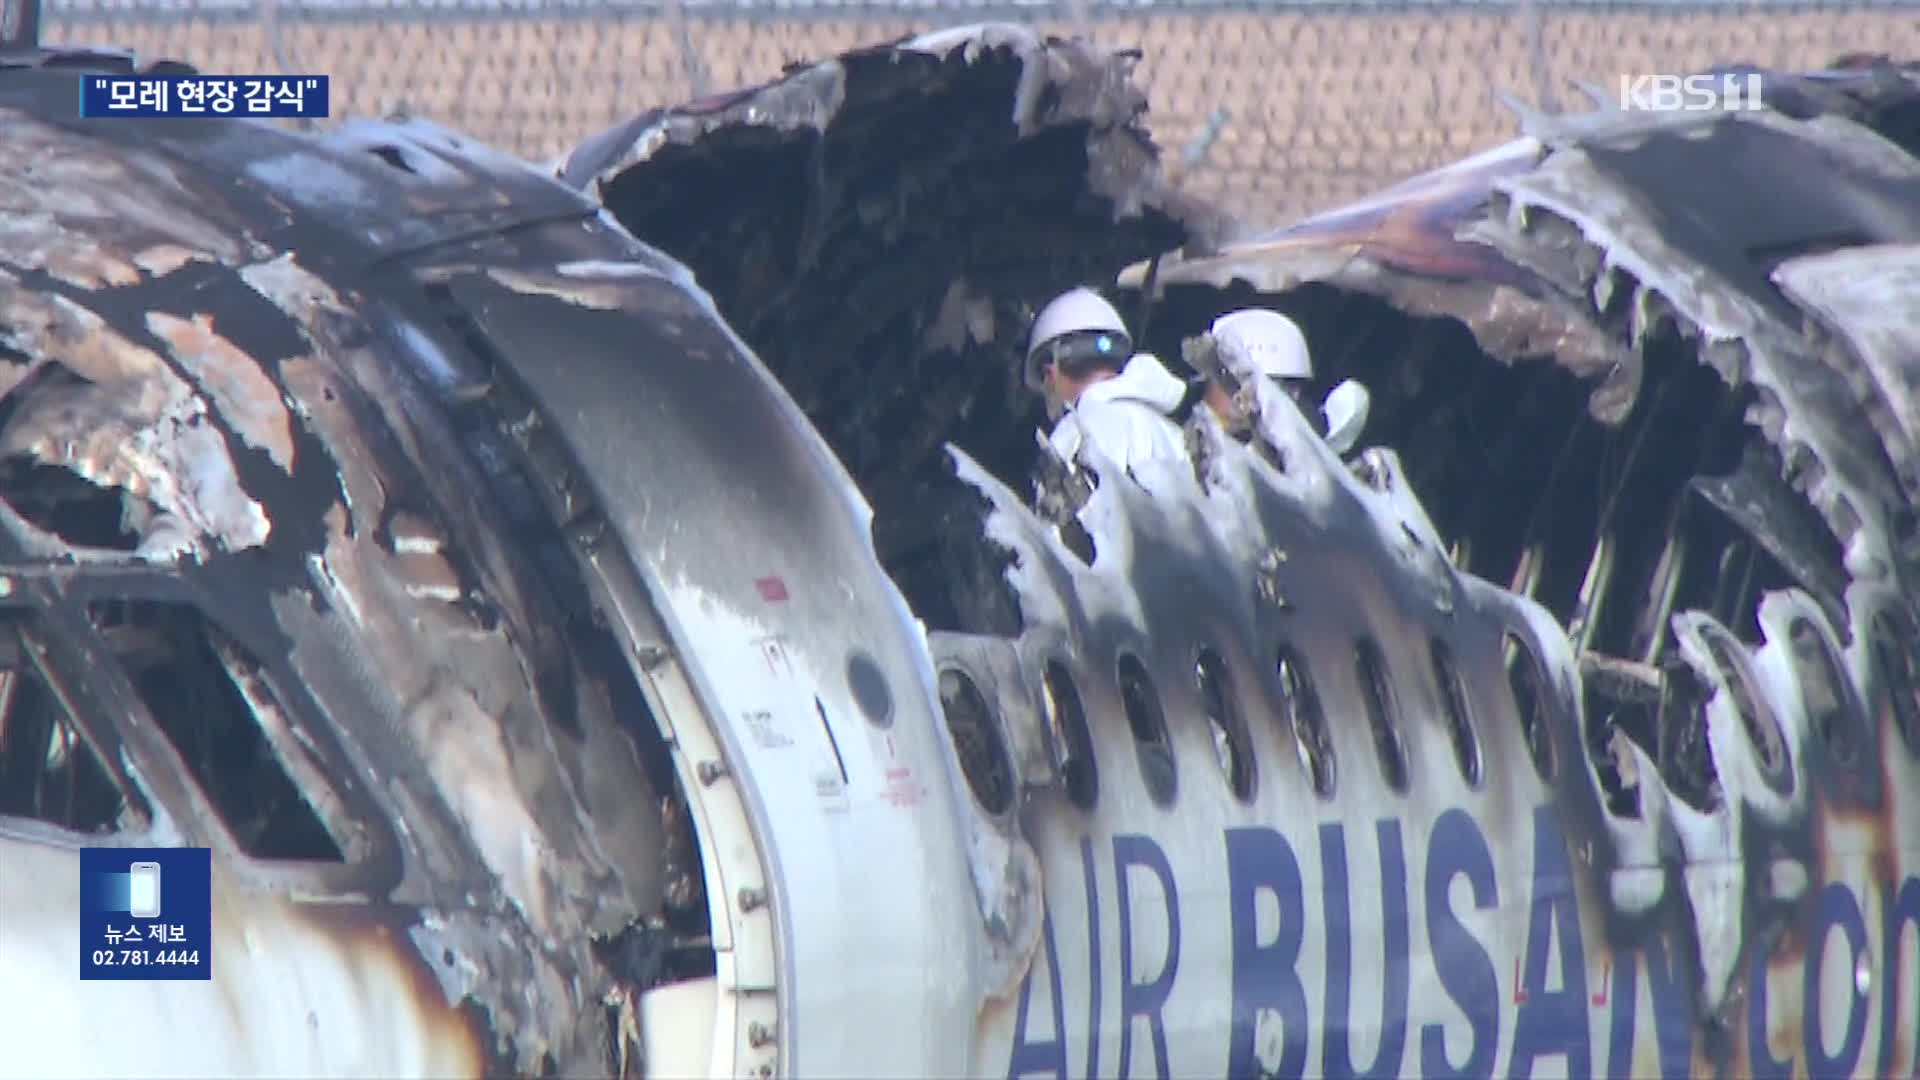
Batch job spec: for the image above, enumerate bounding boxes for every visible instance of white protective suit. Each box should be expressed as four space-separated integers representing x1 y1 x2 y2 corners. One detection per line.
1210 308 1371 456
1046 352 1194 487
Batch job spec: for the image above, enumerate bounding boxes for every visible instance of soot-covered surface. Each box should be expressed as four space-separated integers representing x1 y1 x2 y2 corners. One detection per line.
1125 57 1920 823
560 23 1228 515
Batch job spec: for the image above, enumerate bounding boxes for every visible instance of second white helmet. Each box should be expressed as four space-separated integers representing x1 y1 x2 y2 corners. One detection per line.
1211 308 1312 381
1025 287 1132 391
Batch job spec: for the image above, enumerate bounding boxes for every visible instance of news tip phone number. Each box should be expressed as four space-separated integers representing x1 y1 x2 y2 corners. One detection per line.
90 948 201 966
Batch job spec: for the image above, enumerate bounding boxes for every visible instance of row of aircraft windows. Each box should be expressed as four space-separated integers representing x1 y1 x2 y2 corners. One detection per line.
9 595 1918 840
939 628 1563 815
938 607 1920 816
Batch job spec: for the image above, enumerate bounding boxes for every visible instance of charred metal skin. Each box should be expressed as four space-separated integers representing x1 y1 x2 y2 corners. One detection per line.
0 25 1242 1079
5 15 1919 1076
0 49 697 1078
576 35 1920 1078
0 40 1024 1079
557 23 1230 514
1101 59 1920 1075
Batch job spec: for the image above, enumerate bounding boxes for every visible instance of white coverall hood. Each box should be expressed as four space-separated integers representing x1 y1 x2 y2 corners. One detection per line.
1046 353 1192 476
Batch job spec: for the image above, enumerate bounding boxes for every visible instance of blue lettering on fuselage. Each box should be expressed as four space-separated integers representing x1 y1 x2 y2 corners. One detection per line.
1005 907 1069 1080
1879 876 1920 1078
1320 819 1409 1079
1603 930 1693 1079
1003 806 1920 1079
1115 835 1180 1080
1509 804 1591 1080
1225 826 1309 1079
1807 882 1871 1077
1424 807 1500 1080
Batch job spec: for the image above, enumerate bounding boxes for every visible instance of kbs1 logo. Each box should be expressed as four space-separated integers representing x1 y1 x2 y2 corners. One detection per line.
1617 72 1765 113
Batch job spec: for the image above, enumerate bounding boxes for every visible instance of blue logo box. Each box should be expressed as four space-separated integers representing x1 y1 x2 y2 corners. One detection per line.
79 74 329 119
78 847 212 981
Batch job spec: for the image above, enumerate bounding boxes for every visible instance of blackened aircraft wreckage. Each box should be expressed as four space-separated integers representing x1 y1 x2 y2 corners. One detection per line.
0 2 1917 1075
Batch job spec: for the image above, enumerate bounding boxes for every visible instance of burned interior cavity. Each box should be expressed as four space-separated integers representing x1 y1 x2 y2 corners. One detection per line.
1138 267 1851 812
1149 285 1811 649
1700 619 1792 789
0 461 145 551
938 666 1015 817
0 363 147 551
1502 630 1555 781
87 598 344 860
1657 662 1722 812
570 29 1215 632
0 610 131 833
1276 644 1334 798
1194 646 1255 803
1866 610 1920 756
1042 660 1098 810
1117 653 1175 807
1786 615 1861 767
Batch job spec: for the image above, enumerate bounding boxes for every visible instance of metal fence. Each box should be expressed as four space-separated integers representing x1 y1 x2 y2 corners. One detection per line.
41 0 1920 222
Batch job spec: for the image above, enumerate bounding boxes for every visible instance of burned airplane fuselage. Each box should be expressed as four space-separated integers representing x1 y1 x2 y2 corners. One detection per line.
1095 68 1920 1077
0 51 711 1080
2 19 1918 1079
0 44 1029 1079
570 34 1920 1079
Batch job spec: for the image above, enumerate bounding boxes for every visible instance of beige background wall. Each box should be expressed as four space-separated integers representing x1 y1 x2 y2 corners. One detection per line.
42 6 1920 224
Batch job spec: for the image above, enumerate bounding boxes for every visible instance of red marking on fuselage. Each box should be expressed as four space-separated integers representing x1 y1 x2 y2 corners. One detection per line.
1512 955 1528 1005
755 576 789 602
1592 960 1611 1006
882 766 922 808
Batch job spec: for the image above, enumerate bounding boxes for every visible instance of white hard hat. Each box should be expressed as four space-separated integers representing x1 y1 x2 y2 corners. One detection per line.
1211 308 1311 381
1025 287 1131 391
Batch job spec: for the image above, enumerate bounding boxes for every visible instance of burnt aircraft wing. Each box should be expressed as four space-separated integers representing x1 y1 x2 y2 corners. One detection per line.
0 40 1047 1078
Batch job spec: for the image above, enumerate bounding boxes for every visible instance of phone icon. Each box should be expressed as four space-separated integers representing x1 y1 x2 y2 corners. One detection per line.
127 861 161 919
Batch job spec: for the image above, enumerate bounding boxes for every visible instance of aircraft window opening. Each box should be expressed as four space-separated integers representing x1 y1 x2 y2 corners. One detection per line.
937 667 1016 817
1784 615 1860 766
1429 638 1482 788
1194 647 1256 803
1870 609 1920 756
846 651 894 729
1595 703 1651 818
1041 660 1099 810
1654 662 1724 812
1355 639 1409 793
1275 644 1335 798
1502 630 1556 780
1701 621 1793 786
1116 654 1177 807
0 459 145 551
0 614 135 833
87 599 348 861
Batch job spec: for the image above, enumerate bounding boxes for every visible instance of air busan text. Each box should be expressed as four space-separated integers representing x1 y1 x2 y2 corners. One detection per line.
998 806 1920 1079
1618 73 1764 113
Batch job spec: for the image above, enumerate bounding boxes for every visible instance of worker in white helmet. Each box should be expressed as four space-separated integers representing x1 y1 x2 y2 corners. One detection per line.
1025 286 1226 488
1206 308 1370 456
